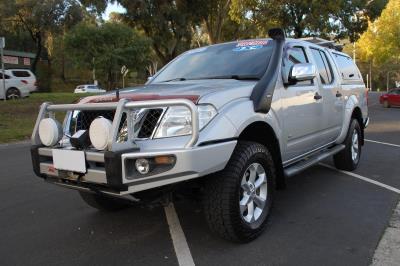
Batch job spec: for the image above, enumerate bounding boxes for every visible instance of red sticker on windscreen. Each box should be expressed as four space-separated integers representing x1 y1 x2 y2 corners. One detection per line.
236 40 268 47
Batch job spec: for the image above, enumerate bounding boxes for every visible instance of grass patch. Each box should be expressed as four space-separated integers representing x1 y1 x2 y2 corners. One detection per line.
0 93 84 143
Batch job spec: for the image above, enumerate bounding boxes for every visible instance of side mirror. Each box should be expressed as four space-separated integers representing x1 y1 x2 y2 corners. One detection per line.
288 63 316 84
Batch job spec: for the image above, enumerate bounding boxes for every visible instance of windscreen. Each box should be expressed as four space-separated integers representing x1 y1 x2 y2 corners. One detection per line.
151 40 273 83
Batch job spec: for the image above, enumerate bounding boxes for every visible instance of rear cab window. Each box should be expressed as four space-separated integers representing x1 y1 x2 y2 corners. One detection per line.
332 53 362 82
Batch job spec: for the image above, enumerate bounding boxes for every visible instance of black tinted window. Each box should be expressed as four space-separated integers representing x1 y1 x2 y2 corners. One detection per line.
311 48 333 84
152 40 273 83
283 46 310 85
12 70 31 77
0 73 10 79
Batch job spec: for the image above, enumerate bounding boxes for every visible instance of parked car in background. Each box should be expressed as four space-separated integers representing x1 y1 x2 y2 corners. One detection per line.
74 84 106 94
4 69 37 92
0 72 30 99
380 89 400 107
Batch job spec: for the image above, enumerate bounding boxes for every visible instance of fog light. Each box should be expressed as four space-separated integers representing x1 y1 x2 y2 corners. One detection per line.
135 158 150 175
38 118 62 146
89 117 112 150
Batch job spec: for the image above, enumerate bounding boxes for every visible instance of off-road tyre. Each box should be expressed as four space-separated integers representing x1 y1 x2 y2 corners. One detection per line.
333 119 362 171
203 141 276 242
79 191 132 211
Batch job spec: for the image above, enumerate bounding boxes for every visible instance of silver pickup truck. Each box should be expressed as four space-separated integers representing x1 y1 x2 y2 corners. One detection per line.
31 29 368 242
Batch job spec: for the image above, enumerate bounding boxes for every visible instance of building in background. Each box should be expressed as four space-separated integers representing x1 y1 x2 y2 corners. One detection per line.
2 50 35 69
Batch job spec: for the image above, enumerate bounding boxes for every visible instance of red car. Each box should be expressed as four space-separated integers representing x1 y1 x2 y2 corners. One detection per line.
380 89 400 107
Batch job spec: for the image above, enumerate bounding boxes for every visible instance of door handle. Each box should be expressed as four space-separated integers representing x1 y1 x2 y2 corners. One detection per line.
314 93 322 100
336 91 342 97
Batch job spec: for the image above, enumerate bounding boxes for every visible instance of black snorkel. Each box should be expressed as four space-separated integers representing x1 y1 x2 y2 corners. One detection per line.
250 28 285 113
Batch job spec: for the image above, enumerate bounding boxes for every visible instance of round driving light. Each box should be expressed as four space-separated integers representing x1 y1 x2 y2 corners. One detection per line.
38 118 62 146
89 117 113 150
135 158 150 175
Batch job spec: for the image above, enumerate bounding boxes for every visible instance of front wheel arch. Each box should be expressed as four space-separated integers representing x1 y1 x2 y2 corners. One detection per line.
237 121 285 189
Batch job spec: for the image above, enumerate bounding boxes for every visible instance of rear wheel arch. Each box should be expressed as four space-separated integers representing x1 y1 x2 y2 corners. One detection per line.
237 121 285 189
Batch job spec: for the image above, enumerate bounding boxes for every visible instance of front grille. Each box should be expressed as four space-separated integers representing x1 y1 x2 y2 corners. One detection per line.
138 109 163 138
69 109 163 140
75 110 115 131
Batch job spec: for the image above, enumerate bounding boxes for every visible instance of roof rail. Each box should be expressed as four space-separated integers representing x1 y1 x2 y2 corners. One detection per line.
300 37 343 51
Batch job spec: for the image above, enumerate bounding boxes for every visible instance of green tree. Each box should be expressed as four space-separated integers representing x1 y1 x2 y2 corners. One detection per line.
1 0 85 73
357 0 400 65
196 0 232 44
229 0 388 40
118 0 199 65
65 22 151 89
356 0 400 89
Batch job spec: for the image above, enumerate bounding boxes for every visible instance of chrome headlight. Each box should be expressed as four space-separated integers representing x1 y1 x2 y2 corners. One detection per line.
154 104 217 138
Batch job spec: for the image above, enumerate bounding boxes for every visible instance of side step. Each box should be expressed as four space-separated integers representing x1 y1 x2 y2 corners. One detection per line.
284 144 345 177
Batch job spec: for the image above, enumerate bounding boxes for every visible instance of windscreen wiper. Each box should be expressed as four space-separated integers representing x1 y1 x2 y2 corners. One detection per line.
160 77 187 83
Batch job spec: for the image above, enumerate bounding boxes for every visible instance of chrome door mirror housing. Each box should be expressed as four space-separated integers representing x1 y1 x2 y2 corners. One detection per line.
289 63 316 84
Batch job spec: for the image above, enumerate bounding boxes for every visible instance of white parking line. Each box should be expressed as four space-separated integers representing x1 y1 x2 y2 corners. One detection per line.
164 202 195 266
320 163 400 194
365 139 400 148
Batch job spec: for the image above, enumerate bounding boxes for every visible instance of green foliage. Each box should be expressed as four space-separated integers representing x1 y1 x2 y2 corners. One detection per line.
65 22 151 89
357 0 400 65
120 0 199 64
355 0 400 89
229 0 388 40
0 0 86 73
0 93 83 143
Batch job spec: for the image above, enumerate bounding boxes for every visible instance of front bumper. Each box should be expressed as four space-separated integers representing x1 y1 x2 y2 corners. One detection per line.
31 140 237 195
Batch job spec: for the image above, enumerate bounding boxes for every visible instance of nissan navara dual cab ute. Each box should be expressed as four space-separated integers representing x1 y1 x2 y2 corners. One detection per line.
31 29 368 242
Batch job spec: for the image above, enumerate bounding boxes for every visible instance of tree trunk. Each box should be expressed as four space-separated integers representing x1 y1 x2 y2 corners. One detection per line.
31 33 42 74
294 26 303 38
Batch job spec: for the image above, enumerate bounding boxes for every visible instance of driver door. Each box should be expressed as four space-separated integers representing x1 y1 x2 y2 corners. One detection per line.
281 45 324 163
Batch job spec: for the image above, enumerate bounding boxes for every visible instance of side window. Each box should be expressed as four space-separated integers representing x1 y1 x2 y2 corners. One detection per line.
310 48 333 84
333 53 361 80
283 46 311 85
12 70 31 77
0 73 10 79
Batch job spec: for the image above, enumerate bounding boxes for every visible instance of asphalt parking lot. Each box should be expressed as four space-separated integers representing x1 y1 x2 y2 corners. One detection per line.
1 92 399 266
